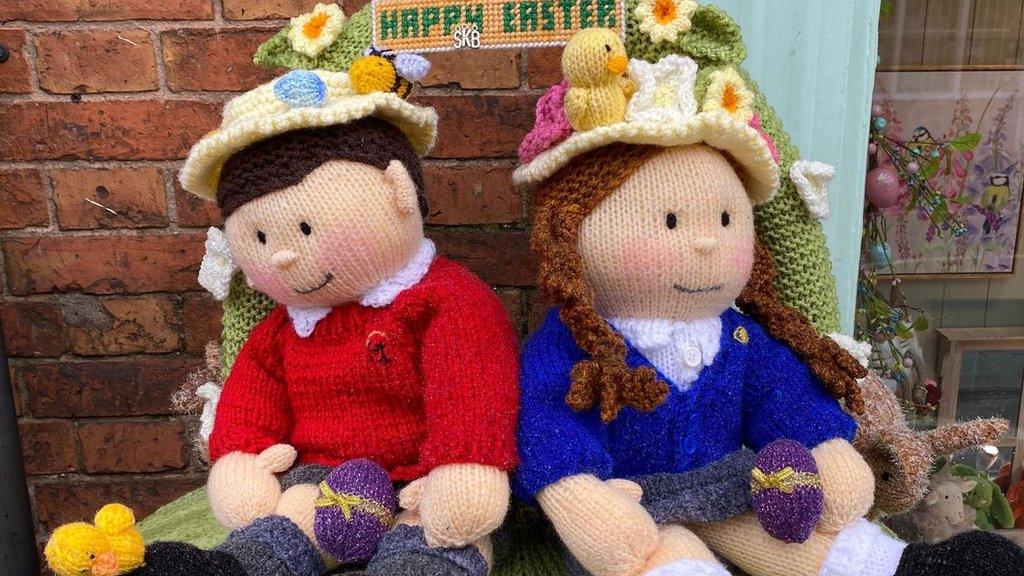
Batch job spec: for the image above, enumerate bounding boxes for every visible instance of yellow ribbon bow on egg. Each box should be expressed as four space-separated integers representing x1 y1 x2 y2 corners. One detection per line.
750 466 822 494
315 482 396 527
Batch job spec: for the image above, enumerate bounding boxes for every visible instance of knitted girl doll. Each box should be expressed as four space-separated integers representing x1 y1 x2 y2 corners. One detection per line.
511 21 1024 576
162 19 519 574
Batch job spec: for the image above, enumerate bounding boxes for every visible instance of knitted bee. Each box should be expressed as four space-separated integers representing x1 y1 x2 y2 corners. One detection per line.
350 49 430 99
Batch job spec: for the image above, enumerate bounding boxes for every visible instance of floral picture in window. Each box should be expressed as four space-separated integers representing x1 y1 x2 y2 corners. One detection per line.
872 71 1024 276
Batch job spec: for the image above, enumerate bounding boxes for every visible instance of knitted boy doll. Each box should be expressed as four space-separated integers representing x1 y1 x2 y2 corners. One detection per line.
511 10 1024 576
172 39 519 576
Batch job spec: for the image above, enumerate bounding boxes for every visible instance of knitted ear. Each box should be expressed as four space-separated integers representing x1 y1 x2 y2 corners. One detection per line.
384 160 419 215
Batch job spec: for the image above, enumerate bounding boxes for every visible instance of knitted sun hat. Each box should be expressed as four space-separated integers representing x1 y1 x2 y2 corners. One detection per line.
513 14 781 204
179 69 437 201
179 4 437 201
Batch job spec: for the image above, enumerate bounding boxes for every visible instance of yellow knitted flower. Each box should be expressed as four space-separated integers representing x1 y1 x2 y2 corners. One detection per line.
635 0 698 44
702 67 755 123
288 3 346 57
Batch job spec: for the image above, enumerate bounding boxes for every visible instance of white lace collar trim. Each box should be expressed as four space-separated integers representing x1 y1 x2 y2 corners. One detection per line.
360 238 436 308
609 316 723 391
284 239 436 338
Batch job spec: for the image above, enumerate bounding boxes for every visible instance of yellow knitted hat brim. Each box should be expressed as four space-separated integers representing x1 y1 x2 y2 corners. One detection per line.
180 77 438 201
512 112 779 204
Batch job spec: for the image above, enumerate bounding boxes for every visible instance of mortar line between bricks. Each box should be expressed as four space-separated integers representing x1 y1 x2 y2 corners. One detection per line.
27 471 208 485
21 26 42 93
151 26 170 96
5 19 290 31
0 91 236 103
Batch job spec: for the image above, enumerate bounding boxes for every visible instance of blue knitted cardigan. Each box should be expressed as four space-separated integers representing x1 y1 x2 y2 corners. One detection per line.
513 307 857 503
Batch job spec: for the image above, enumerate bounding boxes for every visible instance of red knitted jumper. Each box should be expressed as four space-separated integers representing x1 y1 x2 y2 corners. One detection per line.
209 257 520 480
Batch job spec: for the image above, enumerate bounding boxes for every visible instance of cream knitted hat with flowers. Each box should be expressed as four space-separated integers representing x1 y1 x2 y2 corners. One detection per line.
179 69 437 201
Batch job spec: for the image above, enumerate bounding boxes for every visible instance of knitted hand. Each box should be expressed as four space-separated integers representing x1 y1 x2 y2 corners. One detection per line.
537 474 659 576
208 444 297 530
811 438 875 533
399 463 510 548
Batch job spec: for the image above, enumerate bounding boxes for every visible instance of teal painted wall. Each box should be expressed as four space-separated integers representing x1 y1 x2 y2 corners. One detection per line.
713 1 881 334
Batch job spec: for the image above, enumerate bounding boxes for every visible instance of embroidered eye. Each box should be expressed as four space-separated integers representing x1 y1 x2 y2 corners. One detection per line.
721 211 731 227
605 44 611 53
666 213 678 230
300 221 312 235
257 230 266 244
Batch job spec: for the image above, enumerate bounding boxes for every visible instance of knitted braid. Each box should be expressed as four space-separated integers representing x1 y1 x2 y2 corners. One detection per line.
737 241 866 414
533 143 667 423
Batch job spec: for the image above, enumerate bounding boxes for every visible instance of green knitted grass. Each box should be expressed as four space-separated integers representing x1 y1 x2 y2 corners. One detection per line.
253 4 373 73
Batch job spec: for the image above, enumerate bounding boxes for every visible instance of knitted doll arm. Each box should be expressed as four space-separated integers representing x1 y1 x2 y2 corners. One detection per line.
513 309 614 503
208 310 293 461
416 266 520 470
740 317 857 452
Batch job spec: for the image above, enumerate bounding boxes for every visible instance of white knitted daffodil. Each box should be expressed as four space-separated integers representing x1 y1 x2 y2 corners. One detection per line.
702 67 755 123
635 0 698 44
288 2 346 57
791 160 836 220
198 226 237 301
626 55 699 124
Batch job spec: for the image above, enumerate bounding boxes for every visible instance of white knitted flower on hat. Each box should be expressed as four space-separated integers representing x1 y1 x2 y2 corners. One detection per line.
626 55 699 124
198 227 237 301
702 67 755 123
288 2 346 57
635 0 698 44
791 160 836 220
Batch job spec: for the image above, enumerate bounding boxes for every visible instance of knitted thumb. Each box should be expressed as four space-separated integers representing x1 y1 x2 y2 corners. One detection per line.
412 464 510 548
209 444 297 530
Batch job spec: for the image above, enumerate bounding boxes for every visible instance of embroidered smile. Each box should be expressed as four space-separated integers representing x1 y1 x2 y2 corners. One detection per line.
293 272 334 294
673 283 725 294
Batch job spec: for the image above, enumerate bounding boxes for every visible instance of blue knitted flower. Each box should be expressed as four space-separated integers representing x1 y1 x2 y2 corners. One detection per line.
273 70 328 108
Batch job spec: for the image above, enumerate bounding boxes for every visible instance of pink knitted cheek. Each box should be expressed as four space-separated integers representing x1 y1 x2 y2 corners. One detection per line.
724 244 755 282
246 268 290 299
620 238 672 284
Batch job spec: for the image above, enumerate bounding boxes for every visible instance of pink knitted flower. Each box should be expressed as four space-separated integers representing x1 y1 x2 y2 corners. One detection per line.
518 80 573 164
750 113 780 164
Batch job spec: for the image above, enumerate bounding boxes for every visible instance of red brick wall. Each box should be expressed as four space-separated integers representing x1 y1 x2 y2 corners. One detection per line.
0 0 561 552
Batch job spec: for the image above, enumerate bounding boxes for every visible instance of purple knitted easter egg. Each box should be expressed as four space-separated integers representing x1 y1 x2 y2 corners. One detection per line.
313 459 397 563
751 439 824 543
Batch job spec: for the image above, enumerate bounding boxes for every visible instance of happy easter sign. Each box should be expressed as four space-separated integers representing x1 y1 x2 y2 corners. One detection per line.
371 0 625 52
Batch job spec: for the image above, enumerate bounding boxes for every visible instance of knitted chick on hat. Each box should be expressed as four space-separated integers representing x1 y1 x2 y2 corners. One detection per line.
562 28 637 131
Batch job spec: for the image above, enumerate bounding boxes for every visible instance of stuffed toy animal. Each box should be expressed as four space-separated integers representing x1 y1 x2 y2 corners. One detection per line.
45 504 146 576
852 372 1008 517
949 464 1015 531
154 6 520 576
511 11 1024 576
886 466 978 544
562 28 636 131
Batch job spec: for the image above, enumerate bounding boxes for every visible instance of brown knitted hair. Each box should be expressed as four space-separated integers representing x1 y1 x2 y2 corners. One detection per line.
216 118 426 218
532 143 865 423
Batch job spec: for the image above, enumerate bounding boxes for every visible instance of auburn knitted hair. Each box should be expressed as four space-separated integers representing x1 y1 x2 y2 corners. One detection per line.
531 143 865 423
216 118 426 218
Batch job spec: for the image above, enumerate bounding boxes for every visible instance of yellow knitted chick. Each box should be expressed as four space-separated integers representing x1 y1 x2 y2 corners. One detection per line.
349 54 412 98
562 28 636 131
45 503 145 576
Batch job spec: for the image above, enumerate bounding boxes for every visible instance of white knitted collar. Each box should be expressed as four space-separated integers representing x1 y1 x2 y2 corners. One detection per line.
285 239 436 338
609 316 723 390
360 238 436 308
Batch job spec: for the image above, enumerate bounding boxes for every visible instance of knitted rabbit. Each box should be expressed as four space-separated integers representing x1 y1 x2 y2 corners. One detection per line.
852 372 1008 518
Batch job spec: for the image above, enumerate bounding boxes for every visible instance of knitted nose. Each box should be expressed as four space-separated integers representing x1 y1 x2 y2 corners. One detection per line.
693 238 718 254
272 250 300 269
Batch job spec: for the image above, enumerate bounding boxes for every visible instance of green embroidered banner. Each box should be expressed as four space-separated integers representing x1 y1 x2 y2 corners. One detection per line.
371 0 625 52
